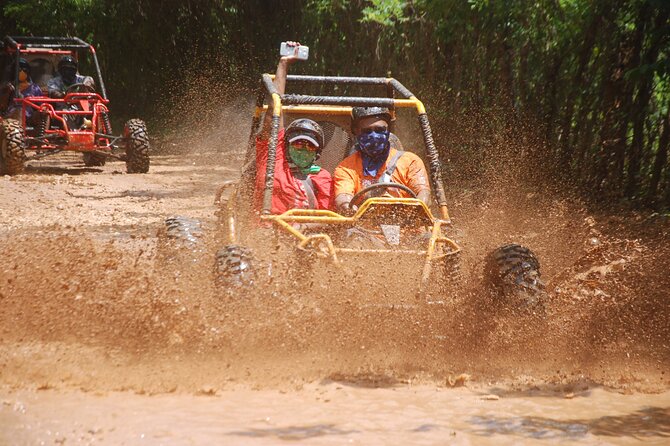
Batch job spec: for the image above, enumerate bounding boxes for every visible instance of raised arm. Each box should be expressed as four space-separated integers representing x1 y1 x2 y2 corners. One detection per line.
258 41 303 139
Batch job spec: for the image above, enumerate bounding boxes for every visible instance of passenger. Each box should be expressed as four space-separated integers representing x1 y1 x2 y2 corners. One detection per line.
254 42 332 214
1 58 43 121
333 107 431 214
47 55 95 98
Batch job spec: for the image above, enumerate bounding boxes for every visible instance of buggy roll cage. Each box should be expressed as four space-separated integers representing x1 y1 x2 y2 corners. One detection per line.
250 74 450 221
2 36 107 100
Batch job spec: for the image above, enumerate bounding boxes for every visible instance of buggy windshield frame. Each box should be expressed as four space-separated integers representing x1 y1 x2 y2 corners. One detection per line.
251 74 450 220
3 36 107 100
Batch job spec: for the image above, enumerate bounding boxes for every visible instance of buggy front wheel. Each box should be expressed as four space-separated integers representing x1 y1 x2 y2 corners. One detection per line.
124 119 150 173
214 245 255 291
0 119 26 175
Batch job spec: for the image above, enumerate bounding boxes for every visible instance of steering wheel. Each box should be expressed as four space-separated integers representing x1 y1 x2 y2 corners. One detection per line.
65 83 96 94
349 182 417 209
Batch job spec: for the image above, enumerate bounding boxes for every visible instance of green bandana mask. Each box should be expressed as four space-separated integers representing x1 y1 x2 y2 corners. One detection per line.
288 146 321 175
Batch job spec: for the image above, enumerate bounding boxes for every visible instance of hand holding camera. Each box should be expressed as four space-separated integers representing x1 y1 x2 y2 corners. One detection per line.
279 41 309 63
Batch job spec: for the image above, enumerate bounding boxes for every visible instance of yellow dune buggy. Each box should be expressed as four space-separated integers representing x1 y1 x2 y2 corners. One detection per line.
209 74 544 307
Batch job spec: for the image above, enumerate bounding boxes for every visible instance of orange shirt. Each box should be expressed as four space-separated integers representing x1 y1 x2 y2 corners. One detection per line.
334 147 430 198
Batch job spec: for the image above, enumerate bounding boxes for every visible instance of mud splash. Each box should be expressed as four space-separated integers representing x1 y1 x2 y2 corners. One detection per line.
1 147 669 444
1 196 668 394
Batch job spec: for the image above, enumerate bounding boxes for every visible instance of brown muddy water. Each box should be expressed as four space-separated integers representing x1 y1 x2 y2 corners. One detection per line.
2 385 669 445
1 151 669 444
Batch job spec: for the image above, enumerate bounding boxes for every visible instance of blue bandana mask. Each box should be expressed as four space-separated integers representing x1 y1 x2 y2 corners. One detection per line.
357 130 390 176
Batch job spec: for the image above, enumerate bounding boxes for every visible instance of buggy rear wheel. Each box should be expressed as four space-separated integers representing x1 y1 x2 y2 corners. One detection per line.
214 245 255 291
0 119 26 175
485 244 546 311
83 152 107 167
124 119 150 173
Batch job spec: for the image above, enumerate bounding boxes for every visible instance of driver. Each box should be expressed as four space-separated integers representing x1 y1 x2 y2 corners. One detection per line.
333 107 431 214
47 55 95 98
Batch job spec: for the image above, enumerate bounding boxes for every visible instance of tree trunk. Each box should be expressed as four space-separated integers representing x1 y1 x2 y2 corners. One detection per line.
517 41 530 113
558 8 600 170
594 42 626 192
625 7 670 197
544 54 562 145
576 107 597 181
571 58 602 183
647 111 670 205
611 2 649 191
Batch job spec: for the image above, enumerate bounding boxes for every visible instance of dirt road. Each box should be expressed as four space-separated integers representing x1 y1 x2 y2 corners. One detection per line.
0 151 237 233
1 152 669 444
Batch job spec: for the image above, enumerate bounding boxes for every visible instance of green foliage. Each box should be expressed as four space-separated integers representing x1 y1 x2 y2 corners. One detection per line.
360 0 408 26
3 0 96 39
309 0 351 14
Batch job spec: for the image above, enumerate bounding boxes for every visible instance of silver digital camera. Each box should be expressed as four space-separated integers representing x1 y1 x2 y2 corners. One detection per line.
280 42 309 60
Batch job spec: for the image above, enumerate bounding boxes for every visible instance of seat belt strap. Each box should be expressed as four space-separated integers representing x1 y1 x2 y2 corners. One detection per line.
378 150 405 184
300 176 318 209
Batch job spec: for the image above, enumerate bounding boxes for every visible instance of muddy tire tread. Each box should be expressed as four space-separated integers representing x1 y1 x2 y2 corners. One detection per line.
214 245 254 289
0 119 26 175
443 252 462 284
124 119 150 173
485 243 545 309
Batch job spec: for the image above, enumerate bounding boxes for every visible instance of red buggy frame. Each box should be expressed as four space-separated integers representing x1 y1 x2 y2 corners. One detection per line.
0 36 149 174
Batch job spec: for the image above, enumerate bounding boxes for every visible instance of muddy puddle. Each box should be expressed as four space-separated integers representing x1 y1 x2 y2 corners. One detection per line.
2 385 669 445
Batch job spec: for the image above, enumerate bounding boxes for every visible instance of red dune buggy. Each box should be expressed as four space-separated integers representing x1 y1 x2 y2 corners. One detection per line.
0 36 149 174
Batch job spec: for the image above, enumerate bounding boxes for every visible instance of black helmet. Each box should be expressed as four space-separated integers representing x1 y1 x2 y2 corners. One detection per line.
18 58 31 74
58 55 78 71
285 118 325 158
351 106 392 133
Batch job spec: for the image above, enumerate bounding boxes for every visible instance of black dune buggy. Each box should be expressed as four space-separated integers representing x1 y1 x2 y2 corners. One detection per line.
165 72 545 310
0 36 149 175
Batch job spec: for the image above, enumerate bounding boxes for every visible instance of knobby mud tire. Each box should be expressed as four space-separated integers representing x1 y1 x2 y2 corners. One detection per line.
124 119 150 173
214 245 255 291
427 251 462 297
484 243 546 311
0 119 26 175
442 251 462 285
158 216 204 267
164 216 203 245
82 152 107 167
